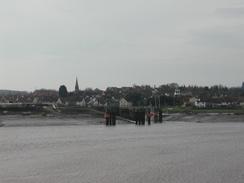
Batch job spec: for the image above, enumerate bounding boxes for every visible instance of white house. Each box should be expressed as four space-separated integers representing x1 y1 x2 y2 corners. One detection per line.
189 97 200 105
174 89 181 96
0 97 9 104
33 97 39 104
194 101 206 108
56 98 63 105
87 97 100 107
119 98 132 108
76 98 86 107
240 102 244 107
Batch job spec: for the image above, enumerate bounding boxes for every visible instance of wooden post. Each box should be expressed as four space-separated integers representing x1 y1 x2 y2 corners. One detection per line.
134 109 138 125
105 112 110 126
159 109 163 123
109 112 112 126
105 106 117 126
111 112 116 126
154 108 158 123
142 111 145 125
147 109 151 125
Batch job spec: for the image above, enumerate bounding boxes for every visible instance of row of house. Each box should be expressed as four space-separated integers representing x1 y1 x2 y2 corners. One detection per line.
2 94 243 109
55 97 133 108
188 97 244 109
1 80 244 109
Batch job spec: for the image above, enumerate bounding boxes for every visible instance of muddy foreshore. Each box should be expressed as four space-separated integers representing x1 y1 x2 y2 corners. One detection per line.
0 113 103 127
1 113 244 127
163 113 244 123
0 113 132 127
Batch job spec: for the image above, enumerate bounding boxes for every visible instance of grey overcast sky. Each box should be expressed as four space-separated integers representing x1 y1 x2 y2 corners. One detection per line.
0 0 244 91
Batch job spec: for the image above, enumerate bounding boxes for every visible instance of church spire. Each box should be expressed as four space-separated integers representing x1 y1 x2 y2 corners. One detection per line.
75 77 79 93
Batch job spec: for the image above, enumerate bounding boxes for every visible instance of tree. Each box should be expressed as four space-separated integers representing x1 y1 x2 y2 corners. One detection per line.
126 91 143 106
59 85 68 98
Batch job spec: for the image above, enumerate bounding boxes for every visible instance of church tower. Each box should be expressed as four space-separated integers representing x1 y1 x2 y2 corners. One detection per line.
75 77 79 93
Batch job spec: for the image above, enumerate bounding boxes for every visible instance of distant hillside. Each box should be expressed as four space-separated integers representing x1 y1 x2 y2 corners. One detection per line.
0 90 29 96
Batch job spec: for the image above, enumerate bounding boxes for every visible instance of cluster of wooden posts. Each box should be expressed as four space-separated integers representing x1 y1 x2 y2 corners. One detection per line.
104 107 163 126
134 108 163 126
104 111 117 126
104 107 119 126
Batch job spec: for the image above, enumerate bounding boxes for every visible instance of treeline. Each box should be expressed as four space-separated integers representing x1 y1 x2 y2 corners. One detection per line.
59 83 244 107
2 83 243 107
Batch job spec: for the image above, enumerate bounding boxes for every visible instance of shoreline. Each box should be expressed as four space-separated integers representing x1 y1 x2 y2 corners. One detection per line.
1 112 244 128
0 113 131 127
163 112 244 123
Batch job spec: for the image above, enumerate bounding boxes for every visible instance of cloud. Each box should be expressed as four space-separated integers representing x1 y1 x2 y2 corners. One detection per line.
190 26 244 49
215 7 244 17
1 0 244 90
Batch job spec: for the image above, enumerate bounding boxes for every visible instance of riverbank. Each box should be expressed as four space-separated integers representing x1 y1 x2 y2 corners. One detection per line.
1 112 244 127
162 106 244 115
163 113 244 123
0 114 102 127
0 113 134 127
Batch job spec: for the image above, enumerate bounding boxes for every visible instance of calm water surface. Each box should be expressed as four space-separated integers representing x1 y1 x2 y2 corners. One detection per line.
1 120 244 183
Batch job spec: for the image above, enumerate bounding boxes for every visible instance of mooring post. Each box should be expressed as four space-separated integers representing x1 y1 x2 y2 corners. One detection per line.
111 112 116 126
159 109 163 123
142 111 145 125
139 111 141 125
134 109 138 125
105 111 110 126
139 109 143 125
108 112 111 126
137 111 140 125
147 109 151 125
154 108 158 123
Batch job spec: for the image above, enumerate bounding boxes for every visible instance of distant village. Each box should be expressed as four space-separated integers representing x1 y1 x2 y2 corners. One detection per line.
1 79 244 110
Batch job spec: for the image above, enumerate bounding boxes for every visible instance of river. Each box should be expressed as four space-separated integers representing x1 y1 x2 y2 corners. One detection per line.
1 119 244 183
